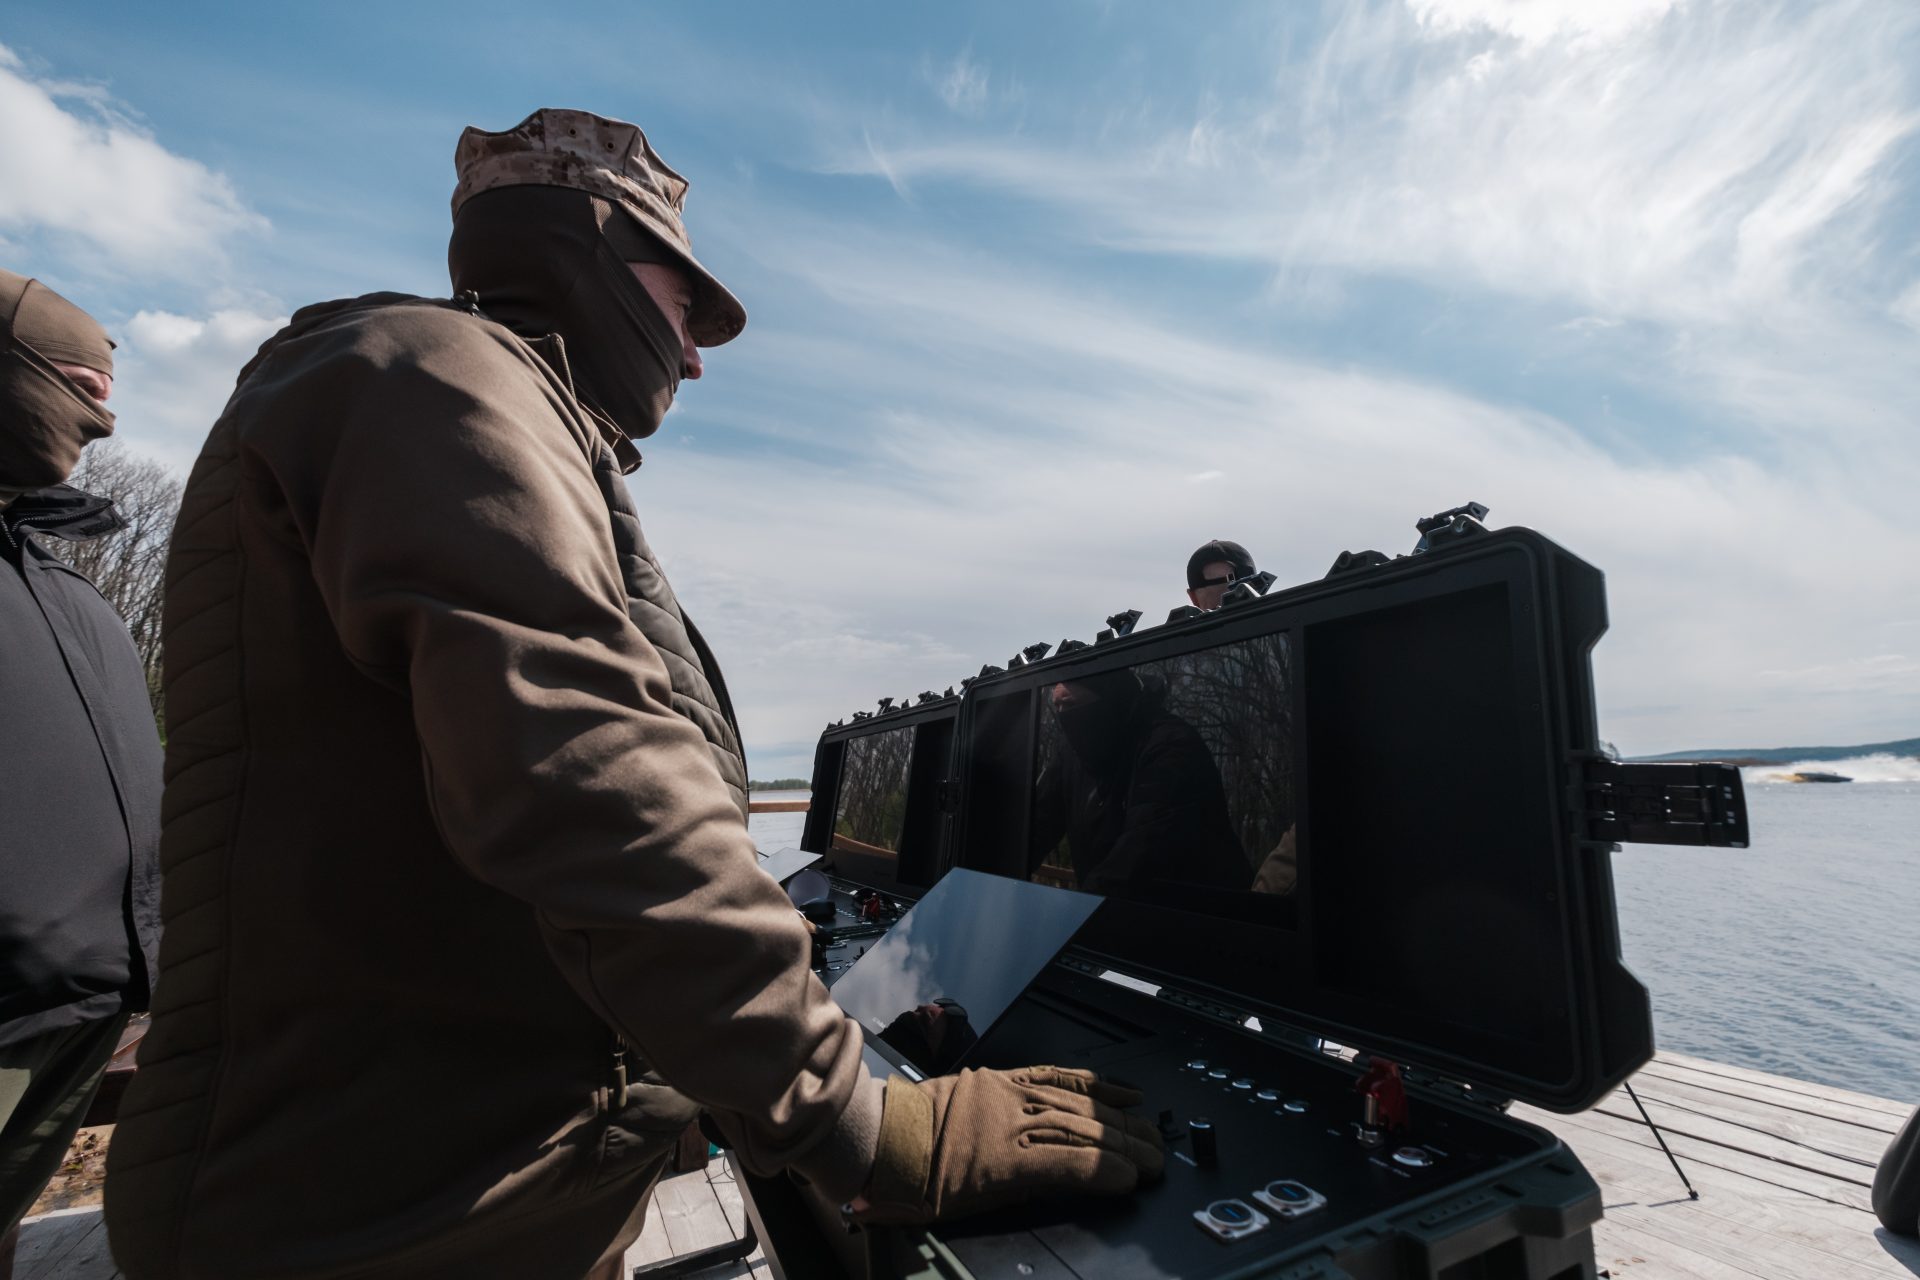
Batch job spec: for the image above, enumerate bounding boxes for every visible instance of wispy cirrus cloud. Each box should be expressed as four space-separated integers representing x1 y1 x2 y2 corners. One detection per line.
654 212 1920 772
930 48 991 116
843 2 1920 339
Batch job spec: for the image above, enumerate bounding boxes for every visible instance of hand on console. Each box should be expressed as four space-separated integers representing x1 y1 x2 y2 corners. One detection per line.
853 1066 1164 1224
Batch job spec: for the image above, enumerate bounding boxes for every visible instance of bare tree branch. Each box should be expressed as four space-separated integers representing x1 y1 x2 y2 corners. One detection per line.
47 441 181 736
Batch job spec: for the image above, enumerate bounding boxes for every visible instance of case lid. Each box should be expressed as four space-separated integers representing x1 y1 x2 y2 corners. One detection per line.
943 528 1654 1112
803 693 961 896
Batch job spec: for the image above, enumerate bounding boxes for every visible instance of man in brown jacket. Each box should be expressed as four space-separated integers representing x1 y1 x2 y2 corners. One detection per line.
103 110 1159 1279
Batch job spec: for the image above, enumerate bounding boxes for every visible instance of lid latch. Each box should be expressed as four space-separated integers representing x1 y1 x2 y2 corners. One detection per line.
1575 757 1748 847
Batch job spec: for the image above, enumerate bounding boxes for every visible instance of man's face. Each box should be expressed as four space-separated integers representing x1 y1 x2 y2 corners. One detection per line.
628 262 702 381
52 362 112 405
1050 681 1103 714
1188 559 1238 611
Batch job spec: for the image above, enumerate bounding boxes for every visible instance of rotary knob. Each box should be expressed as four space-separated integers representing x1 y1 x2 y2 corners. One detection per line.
1188 1117 1219 1168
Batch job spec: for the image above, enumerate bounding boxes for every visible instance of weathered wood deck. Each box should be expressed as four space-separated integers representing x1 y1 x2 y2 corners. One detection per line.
1514 1051 1918 1278
16 1052 1915 1278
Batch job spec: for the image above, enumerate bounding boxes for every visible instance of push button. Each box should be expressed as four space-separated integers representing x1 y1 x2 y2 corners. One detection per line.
1252 1179 1327 1220
1393 1146 1435 1169
1193 1198 1269 1242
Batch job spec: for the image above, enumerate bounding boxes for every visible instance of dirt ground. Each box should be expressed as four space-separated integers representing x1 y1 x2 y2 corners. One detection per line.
26 1123 112 1217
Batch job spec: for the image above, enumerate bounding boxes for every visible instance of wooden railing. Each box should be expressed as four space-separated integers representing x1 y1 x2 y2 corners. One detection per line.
748 799 811 814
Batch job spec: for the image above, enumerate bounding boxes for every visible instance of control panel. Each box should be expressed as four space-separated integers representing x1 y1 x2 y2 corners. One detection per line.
911 963 1584 1280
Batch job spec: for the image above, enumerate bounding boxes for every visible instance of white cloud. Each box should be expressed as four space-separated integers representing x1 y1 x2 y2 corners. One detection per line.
0 42 263 270
112 308 287 471
1893 280 1920 331
932 49 991 116
1408 0 1679 46
650 220 1920 770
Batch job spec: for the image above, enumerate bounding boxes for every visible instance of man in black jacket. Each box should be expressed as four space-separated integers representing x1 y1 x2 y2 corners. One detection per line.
1028 669 1249 899
0 270 162 1238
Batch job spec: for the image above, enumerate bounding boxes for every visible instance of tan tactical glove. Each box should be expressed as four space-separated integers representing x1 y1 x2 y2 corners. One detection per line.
855 1066 1164 1224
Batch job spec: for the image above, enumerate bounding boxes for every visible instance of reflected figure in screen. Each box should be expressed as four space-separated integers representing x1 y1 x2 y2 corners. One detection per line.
878 998 979 1076
1250 825 1298 896
1029 670 1247 898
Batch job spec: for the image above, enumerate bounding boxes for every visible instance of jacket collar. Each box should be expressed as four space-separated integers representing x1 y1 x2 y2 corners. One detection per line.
5 483 124 541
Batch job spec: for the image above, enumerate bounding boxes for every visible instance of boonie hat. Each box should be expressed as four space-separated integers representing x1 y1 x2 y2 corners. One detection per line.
451 108 746 347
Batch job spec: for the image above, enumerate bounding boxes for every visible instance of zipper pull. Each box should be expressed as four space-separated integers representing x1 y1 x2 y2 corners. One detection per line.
612 1034 631 1109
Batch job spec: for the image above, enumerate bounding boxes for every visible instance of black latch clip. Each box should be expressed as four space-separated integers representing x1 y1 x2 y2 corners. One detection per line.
1575 757 1748 847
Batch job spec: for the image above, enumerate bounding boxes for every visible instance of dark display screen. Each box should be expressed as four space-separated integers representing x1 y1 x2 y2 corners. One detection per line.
956 545 1598 1096
829 869 1102 1075
832 724 916 856
1301 581 1561 1056
1026 631 1298 927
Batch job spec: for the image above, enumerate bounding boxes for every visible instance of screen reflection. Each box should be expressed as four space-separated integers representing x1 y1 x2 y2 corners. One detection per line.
829 869 1101 1076
833 724 916 855
1027 632 1297 921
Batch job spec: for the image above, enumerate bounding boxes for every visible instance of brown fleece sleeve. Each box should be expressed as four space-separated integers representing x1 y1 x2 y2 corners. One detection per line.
255 312 875 1189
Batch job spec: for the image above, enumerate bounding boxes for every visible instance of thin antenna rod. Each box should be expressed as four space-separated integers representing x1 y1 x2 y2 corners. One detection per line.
1624 1080 1699 1200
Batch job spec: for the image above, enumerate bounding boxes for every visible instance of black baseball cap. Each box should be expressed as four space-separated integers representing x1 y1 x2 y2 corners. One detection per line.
1186 539 1256 588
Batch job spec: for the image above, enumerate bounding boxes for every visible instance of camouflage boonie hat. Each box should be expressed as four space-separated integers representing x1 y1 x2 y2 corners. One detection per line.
451 108 746 347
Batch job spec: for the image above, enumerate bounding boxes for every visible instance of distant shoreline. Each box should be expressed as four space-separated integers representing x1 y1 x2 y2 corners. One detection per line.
1635 735 1919 765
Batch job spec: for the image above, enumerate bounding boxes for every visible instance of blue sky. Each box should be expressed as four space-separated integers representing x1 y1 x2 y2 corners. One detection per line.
3 0 1918 777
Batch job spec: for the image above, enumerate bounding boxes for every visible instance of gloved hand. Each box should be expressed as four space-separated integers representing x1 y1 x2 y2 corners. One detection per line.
854 1066 1164 1224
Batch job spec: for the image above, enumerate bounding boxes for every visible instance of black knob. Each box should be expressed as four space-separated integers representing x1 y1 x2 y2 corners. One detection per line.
1189 1117 1218 1168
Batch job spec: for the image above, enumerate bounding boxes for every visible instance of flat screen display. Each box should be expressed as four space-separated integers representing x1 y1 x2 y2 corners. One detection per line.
829 869 1102 1075
1024 630 1298 927
957 549 1595 1095
832 724 916 857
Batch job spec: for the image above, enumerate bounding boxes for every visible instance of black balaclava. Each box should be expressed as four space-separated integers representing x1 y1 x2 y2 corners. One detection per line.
448 185 685 469
1055 668 1147 778
0 269 115 494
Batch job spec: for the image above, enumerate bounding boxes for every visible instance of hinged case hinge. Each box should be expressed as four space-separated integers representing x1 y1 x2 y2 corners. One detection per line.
1571 756 1748 847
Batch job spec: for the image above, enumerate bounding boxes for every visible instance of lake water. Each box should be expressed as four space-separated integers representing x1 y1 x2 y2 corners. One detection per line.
1614 760 1920 1105
749 763 1920 1106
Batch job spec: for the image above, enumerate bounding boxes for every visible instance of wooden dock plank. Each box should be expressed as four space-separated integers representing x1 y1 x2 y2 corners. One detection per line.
1656 1051 1917 1118
627 1181 677 1266
14 1208 118 1280
1517 1050 1920 1278
1632 1063 1907 1143
1588 1094 1880 1183
709 1158 749 1238
652 1170 735 1258
1536 1100 1878 1211
1620 1074 1897 1165
1554 1119 1903 1276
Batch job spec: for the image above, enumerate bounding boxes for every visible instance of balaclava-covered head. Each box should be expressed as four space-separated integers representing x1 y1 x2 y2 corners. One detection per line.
449 185 688 465
0 269 115 493
1054 668 1148 778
